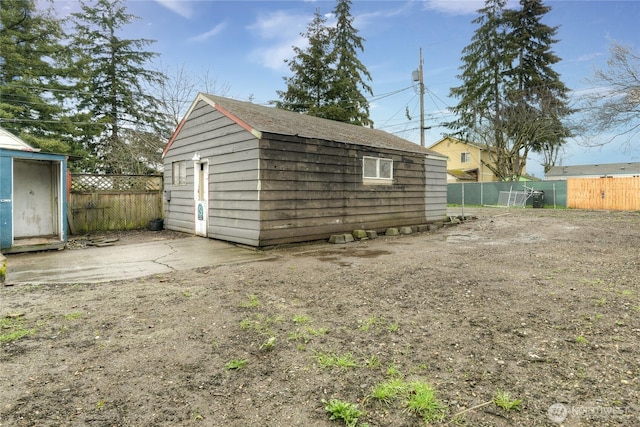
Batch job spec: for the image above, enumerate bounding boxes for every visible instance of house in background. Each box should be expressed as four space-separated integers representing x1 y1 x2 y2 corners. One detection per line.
0 128 67 253
162 94 448 247
546 162 640 180
428 136 528 182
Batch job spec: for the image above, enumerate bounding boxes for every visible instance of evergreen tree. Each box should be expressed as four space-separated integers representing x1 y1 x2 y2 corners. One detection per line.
448 0 513 179
275 9 335 118
327 0 373 126
0 0 73 153
503 0 572 174
69 0 169 173
276 1 373 126
448 0 571 179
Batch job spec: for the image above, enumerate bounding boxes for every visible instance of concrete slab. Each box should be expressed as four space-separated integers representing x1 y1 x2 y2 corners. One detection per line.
4 237 272 285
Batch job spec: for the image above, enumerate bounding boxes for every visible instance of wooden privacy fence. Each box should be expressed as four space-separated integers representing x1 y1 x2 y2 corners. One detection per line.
567 177 640 210
68 174 163 234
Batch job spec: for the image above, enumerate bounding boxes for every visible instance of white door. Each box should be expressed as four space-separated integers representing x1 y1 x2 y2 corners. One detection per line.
194 160 209 237
13 159 58 238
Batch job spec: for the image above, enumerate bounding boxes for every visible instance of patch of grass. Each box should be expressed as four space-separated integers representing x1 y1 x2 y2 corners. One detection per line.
404 381 447 422
387 322 399 332
575 335 589 344
288 330 310 343
239 294 260 308
0 318 36 343
364 355 380 369
63 311 83 320
370 378 408 404
493 390 522 411
306 326 328 336
293 314 310 324
358 316 378 331
239 314 280 335
593 297 607 306
192 408 204 420
224 359 247 370
323 399 363 427
259 336 276 351
386 364 402 378
314 351 358 370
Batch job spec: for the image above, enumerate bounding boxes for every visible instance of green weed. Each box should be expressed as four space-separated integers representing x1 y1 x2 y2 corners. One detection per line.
575 335 589 344
306 326 328 336
404 381 447 422
314 351 358 370
370 378 408 404
364 355 380 369
239 294 260 308
63 311 82 320
293 314 310 324
259 336 276 351
493 390 522 411
358 316 378 331
0 318 36 343
224 359 247 370
323 399 363 427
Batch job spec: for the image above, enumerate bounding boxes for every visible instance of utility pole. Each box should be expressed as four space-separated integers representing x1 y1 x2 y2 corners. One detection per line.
419 48 425 147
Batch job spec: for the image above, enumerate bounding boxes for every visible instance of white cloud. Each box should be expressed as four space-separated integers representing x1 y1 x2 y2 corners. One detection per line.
575 52 604 62
423 0 519 16
189 22 227 42
154 0 193 19
247 11 311 70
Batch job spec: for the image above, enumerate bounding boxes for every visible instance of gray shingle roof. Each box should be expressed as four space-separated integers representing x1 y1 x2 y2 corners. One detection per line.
201 94 443 157
546 162 640 177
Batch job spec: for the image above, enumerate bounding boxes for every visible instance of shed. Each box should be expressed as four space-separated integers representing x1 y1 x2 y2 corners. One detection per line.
0 128 67 253
162 94 448 247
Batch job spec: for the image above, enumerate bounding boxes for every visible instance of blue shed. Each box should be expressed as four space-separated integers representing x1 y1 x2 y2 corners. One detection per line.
0 128 68 253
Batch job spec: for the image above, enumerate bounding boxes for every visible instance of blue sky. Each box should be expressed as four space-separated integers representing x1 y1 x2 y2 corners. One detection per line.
53 1 639 177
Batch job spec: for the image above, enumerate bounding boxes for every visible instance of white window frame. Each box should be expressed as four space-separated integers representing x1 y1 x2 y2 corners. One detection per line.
363 156 393 185
461 152 471 163
172 160 187 185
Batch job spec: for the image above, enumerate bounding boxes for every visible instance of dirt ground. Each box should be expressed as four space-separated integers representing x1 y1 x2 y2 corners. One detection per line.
1 208 639 427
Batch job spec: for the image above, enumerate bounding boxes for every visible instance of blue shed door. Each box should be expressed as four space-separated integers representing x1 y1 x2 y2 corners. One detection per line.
13 159 58 238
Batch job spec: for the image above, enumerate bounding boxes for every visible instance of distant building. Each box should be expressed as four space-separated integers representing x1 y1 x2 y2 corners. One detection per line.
546 162 640 180
428 136 527 182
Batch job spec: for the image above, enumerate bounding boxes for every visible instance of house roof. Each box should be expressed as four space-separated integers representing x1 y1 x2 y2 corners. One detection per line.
0 127 38 152
546 162 640 177
447 169 477 181
164 93 445 158
428 136 492 152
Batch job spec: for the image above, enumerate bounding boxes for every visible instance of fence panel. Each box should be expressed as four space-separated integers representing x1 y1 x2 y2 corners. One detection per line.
447 181 568 207
68 175 163 233
567 177 640 210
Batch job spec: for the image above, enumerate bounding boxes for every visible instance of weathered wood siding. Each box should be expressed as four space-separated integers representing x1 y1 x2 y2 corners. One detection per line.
424 156 448 221
567 177 640 210
163 100 261 245
257 135 446 246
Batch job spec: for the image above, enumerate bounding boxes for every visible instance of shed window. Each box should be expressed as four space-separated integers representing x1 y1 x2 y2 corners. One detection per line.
363 156 393 183
461 152 471 163
172 161 187 185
